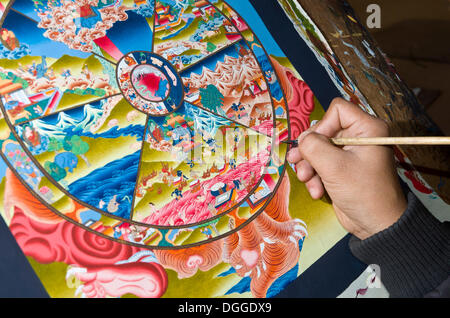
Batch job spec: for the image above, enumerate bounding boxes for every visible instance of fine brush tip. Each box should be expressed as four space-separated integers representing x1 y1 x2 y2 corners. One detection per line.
281 139 299 147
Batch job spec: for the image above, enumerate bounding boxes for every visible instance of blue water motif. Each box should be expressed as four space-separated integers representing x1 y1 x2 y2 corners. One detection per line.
134 2 154 18
70 125 146 141
226 277 252 295
218 266 237 278
68 151 141 219
0 42 31 59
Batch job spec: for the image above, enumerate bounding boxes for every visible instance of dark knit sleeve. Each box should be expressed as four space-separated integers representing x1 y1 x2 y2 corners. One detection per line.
348 191 450 298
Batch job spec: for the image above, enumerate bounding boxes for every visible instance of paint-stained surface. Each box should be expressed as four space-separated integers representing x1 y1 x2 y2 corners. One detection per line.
278 0 450 206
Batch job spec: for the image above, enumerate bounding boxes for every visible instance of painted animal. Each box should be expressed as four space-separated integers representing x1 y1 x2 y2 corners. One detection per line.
54 152 78 173
99 195 120 213
107 195 120 213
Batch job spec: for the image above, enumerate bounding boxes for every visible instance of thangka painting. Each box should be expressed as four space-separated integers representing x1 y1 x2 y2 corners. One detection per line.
0 0 353 298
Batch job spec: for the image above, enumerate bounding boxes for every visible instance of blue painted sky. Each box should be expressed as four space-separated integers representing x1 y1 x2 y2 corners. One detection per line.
11 0 41 21
8 0 284 59
2 10 90 59
105 11 153 54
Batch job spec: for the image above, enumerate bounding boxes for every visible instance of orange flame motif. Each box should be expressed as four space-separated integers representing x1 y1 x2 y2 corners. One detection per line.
155 174 307 298
3 169 84 224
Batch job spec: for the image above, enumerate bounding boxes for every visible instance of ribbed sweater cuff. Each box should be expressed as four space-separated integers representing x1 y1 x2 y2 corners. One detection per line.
349 191 450 298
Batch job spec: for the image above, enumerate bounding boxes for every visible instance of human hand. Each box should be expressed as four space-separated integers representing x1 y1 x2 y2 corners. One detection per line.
287 98 407 240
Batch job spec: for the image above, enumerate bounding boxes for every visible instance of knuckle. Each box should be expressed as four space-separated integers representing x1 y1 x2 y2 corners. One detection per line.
370 118 390 136
329 97 345 111
300 133 320 154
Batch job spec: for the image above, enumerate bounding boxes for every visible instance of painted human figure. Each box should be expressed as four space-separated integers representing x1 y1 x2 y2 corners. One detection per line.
202 130 217 153
200 227 213 239
35 56 48 79
29 62 37 76
0 28 19 50
81 63 91 80
113 223 131 240
99 195 120 214
171 188 183 200
176 170 188 180
229 158 236 170
23 126 41 148
232 127 241 152
129 225 146 243
62 69 72 78
46 67 55 80
134 202 157 223
231 102 242 119
186 159 195 168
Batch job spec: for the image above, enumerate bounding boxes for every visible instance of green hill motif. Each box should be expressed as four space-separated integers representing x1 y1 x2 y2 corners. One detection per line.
0 55 57 70
48 54 106 76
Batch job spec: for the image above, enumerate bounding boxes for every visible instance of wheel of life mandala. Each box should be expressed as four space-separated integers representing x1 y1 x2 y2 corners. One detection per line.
0 0 291 249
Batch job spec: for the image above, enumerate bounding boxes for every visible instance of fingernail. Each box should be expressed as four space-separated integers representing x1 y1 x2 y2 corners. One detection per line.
309 187 321 200
287 150 293 162
310 120 320 127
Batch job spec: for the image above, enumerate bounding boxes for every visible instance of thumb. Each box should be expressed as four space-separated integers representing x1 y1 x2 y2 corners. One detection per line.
297 132 350 178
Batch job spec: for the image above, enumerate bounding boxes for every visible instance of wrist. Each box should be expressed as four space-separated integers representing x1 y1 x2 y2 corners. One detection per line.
349 191 450 297
356 195 407 240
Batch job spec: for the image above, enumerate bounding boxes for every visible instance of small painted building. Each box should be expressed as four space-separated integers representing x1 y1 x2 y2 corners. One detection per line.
0 79 30 106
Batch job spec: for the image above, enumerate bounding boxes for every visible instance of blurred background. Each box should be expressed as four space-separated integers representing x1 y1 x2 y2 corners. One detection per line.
347 0 450 135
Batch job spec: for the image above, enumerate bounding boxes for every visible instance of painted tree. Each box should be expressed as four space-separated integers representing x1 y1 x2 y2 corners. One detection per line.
199 84 224 113
47 137 63 153
44 161 66 182
63 135 91 166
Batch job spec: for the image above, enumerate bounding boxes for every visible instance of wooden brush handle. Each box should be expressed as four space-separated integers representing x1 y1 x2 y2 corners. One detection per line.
331 137 450 146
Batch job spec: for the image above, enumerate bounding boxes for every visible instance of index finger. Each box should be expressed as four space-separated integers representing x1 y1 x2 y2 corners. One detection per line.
314 98 379 138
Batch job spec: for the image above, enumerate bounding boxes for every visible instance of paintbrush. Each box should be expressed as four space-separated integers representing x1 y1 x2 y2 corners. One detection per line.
282 137 450 147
